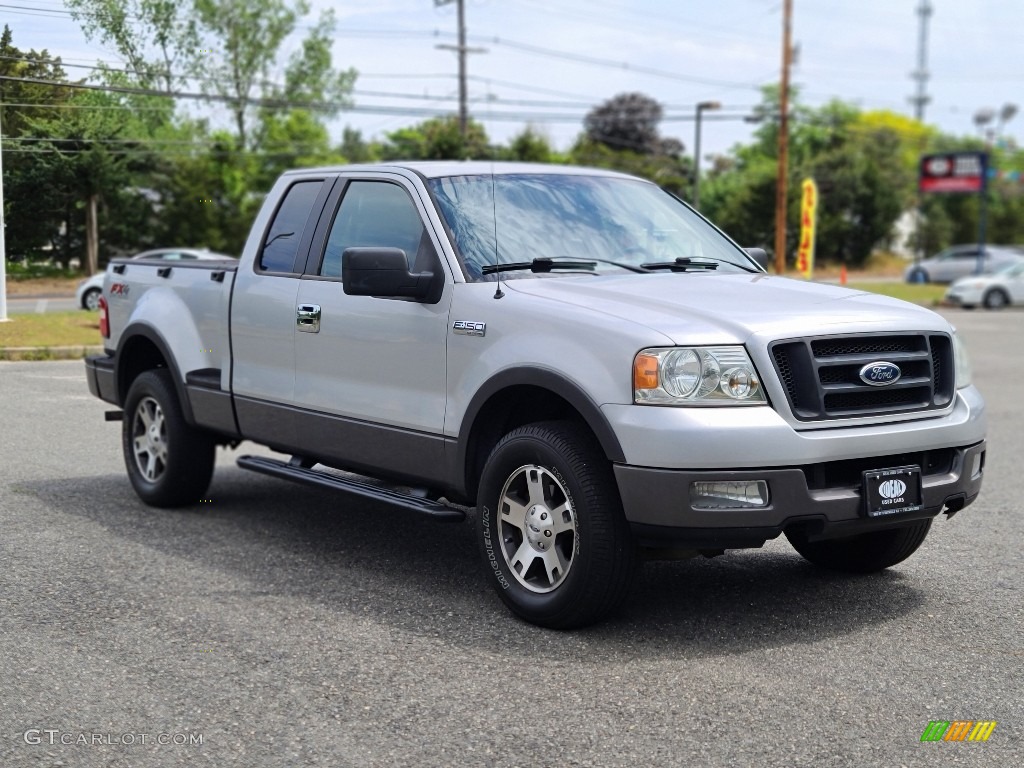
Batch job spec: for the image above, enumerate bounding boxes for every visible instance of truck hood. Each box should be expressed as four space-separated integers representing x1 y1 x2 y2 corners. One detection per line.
505 272 949 344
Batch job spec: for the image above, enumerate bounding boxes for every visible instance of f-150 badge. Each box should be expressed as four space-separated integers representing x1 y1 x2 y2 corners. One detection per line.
452 320 486 337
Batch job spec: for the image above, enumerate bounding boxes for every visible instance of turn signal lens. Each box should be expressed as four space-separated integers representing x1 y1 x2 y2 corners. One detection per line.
633 353 659 389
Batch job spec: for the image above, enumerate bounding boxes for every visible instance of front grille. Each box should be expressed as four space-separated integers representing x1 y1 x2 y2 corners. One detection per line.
770 332 955 421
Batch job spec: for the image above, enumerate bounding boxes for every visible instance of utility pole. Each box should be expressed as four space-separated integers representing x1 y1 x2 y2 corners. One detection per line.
910 1 932 268
773 0 793 275
909 0 933 121
434 0 486 139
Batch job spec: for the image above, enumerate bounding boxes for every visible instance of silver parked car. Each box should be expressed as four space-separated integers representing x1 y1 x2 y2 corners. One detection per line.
904 244 1024 284
76 248 236 310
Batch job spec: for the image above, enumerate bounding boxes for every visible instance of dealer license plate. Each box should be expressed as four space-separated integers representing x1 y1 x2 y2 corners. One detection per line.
862 465 922 518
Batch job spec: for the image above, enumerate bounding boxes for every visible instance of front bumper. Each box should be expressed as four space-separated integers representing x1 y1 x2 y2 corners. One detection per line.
944 287 983 306
615 440 986 548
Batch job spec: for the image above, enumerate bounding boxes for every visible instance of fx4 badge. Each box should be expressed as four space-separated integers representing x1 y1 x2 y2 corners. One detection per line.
109 283 130 297
452 320 486 337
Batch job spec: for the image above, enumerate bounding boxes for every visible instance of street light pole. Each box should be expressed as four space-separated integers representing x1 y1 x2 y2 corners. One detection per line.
692 101 720 211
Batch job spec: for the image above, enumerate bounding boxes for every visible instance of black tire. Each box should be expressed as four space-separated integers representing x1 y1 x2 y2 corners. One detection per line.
786 519 932 573
907 268 929 284
121 369 215 507
476 421 638 629
982 288 1010 310
82 288 101 311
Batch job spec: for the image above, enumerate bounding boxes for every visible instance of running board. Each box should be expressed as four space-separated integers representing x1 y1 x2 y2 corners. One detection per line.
236 455 466 522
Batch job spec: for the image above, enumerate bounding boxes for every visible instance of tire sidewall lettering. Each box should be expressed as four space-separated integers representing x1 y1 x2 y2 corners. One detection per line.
480 505 510 590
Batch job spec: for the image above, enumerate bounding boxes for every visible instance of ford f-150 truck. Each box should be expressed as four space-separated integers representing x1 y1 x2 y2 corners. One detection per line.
85 162 987 628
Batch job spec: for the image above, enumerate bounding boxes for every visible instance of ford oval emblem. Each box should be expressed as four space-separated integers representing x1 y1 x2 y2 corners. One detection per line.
859 361 902 386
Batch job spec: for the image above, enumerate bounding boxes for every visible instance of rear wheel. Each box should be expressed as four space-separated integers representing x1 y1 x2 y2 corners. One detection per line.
983 288 1010 309
477 421 638 629
122 369 215 507
786 519 932 573
907 268 929 284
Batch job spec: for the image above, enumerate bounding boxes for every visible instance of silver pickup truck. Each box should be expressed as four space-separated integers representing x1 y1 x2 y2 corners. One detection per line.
85 162 987 628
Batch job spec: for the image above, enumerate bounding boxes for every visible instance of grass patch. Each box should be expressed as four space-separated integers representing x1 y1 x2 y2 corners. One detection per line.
0 311 102 348
846 281 947 305
5 276 83 296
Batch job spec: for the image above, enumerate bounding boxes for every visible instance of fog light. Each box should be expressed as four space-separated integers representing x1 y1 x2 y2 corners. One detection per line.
690 480 770 510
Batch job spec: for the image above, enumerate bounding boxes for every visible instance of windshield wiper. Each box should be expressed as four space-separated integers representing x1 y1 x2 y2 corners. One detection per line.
586 258 651 274
640 257 719 272
482 257 597 275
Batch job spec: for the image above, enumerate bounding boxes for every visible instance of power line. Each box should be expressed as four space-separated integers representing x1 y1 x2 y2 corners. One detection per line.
473 34 769 91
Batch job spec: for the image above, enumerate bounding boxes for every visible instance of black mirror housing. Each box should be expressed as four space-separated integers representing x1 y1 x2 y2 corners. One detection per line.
745 247 769 271
342 247 436 301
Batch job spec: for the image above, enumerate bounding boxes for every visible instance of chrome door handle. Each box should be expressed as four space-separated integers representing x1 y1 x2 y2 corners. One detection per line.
296 304 321 333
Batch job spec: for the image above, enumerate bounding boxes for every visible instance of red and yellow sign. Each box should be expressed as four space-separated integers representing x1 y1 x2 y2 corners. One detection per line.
796 178 818 279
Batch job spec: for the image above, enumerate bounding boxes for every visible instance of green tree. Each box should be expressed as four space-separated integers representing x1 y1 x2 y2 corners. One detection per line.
570 92 690 196
381 116 490 160
65 0 199 92
194 0 354 150
702 91 915 267
584 92 664 154
26 89 161 273
503 126 555 163
0 25 75 260
155 127 260 254
339 127 378 164
253 109 344 190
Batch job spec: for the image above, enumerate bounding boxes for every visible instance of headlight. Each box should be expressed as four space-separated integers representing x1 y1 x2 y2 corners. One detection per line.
634 346 766 405
953 333 972 389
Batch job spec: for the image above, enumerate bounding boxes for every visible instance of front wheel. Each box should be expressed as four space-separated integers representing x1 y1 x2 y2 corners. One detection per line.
122 369 216 507
477 421 638 629
983 288 1010 310
786 519 932 573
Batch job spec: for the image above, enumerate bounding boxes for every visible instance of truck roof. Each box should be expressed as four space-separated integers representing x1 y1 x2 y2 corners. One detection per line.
280 161 642 181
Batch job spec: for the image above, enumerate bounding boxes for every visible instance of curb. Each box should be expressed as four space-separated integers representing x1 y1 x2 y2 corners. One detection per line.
0 345 103 361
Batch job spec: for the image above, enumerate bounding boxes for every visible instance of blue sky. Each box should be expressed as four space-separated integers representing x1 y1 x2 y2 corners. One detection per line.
4 0 1023 165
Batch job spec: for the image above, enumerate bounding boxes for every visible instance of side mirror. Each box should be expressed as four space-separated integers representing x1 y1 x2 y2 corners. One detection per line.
342 247 436 301
745 247 769 270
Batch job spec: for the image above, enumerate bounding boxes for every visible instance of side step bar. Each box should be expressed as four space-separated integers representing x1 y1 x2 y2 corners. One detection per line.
236 455 466 523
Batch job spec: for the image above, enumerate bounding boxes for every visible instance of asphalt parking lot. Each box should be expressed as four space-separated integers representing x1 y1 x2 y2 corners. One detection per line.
0 309 1020 768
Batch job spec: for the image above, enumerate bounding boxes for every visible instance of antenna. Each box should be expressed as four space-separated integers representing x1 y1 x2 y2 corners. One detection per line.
491 164 504 299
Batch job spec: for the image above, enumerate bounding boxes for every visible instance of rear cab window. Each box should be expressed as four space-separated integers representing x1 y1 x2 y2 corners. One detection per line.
258 180 327 273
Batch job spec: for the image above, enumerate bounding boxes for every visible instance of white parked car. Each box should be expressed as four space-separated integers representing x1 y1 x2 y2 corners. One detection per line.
76 248 236 310
945 261 1024 309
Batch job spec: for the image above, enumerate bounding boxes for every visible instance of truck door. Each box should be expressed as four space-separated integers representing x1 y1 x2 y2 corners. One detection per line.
291 176 453 483
231 177 334 445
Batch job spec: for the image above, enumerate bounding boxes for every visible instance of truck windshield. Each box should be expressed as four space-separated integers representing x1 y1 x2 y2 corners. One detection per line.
428 173 757 281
